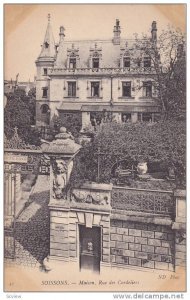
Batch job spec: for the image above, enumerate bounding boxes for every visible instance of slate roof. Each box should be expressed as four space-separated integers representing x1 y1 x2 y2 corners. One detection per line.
38 18 56 59
55 39 136 69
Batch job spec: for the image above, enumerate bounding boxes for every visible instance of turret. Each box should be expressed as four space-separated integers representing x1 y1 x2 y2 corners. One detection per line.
35 14 56 127
37 14 56 60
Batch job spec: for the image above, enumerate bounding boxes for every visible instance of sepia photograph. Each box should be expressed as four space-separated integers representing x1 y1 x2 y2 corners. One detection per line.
4 3 186 294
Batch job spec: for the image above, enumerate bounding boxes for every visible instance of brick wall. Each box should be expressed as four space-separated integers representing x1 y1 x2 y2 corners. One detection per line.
110 219 175 271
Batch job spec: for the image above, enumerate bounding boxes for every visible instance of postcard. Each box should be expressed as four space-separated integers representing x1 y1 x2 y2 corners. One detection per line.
4 3 186 294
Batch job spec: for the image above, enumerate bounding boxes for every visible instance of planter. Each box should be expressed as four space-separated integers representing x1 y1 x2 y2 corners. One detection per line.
137 162 148 175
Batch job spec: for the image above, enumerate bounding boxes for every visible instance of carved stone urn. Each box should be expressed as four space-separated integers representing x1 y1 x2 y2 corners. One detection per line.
42 127 81 202
137 162 148 175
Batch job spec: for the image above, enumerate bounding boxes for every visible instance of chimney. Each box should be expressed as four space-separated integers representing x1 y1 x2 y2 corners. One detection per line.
151 21 157 42
59 26 65 43
113 19 121 45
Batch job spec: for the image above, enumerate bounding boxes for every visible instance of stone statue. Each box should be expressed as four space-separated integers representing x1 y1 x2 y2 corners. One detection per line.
52 159 68 199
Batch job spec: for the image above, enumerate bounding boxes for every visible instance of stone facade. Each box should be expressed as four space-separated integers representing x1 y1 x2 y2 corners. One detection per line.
35 17 160 129
49 210 111 264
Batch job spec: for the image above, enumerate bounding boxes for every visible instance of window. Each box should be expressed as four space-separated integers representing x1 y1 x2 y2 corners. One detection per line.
43 68 47 76
138 112 152 122
137 58 141 67
92 58 99 69
44 42 49 49
68 82 76 97
69 58 76 69
41 104 49 114
122 113 131 122
91 82 100 97
42 87 48 98
122 82 131 97
123 57 130 68
143 81 152 97
144 57 151 68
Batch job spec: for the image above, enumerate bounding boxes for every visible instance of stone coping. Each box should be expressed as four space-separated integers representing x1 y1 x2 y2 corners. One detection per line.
74 182 113 191
172 222 186 230
111 209 173 226
48 200 111 213
174 190 186 197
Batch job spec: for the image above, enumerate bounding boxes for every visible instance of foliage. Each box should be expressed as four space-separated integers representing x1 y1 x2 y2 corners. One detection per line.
4 88 41 146
52 112 82 137
4 129 40 150
134 25 186 120
70 121 185 189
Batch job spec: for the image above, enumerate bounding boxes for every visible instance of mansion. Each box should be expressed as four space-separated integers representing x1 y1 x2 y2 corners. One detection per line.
35 16 160 130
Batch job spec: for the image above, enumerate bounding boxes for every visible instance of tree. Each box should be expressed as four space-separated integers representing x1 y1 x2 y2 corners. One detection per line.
4 88 40 146
70 121 185 189
134 25 186 120
52 113 82 138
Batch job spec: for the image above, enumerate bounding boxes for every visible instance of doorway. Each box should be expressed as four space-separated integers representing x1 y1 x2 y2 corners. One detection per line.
79 225 101 273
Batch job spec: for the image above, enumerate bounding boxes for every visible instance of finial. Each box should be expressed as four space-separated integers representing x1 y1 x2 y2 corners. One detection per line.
95 42 97 49
72 43 74 49
48 13 51 23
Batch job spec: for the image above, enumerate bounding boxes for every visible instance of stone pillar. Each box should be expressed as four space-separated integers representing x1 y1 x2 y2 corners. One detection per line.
50 210 69 260
112 112 121 123
15 173 21 203
41 127 81 269
81 111 91 130
131 112 138 123
172 190 186 272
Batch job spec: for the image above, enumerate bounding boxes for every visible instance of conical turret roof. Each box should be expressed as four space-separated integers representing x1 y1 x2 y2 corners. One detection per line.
38 14 56 59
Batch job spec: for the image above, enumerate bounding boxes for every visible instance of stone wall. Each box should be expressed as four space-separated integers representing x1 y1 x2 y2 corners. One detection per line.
175 231 186 269
49 209 110 263
110 219 175 271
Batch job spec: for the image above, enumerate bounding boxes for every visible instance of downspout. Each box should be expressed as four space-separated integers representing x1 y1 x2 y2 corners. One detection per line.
110 75 113 120
110 75 113 103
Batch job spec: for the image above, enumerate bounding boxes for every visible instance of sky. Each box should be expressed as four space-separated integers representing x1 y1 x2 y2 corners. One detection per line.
4 4 186 82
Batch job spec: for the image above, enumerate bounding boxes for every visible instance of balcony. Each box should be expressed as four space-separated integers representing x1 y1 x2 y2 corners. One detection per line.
50 67 156 76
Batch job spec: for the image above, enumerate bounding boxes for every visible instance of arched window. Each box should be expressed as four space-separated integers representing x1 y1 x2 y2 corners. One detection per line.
41 104 50 114
40 104 50 125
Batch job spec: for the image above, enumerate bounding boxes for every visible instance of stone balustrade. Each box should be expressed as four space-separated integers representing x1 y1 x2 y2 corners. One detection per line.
51 66 156 76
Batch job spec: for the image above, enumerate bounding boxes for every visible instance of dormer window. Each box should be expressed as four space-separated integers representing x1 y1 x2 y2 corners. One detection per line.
69 58 76 69
44 42 49 49
67 44 79 69
92 58 99 69
89 45 102 69
123 57 130 68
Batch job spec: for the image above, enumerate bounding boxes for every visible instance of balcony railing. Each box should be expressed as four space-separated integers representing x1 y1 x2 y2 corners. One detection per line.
111 186 174 217
51 67 156 76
